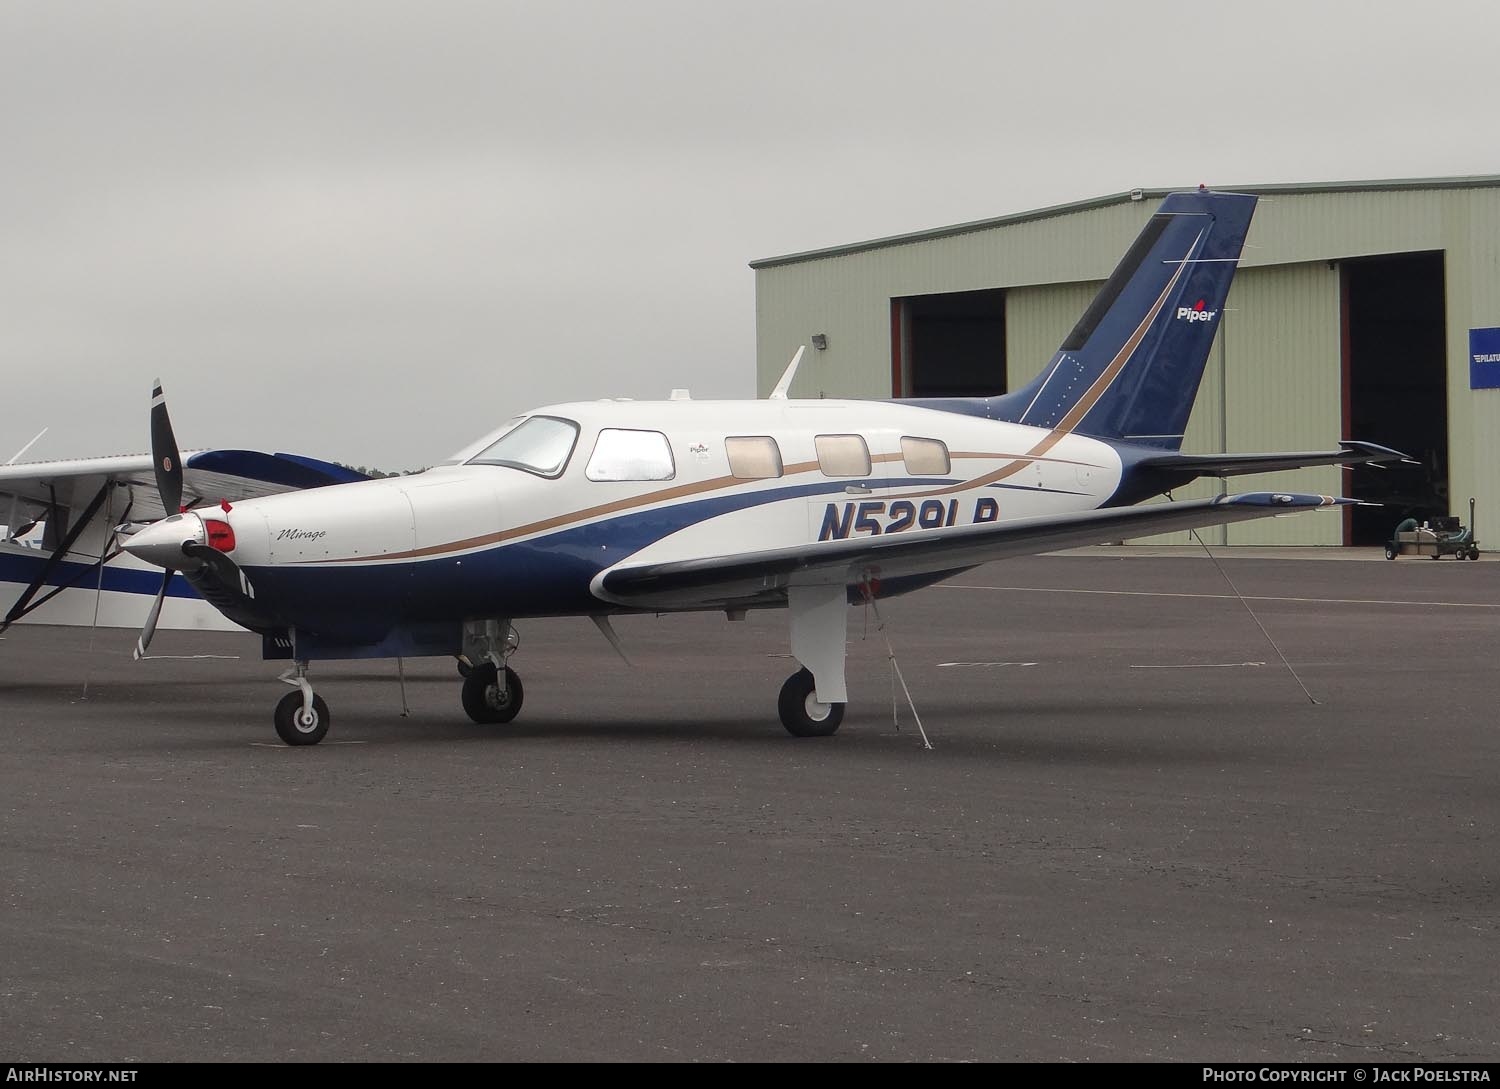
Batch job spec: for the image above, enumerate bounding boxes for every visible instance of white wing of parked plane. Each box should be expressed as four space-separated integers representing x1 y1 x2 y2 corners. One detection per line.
1 448 368 635
595 491 1347 611
0 449 368 527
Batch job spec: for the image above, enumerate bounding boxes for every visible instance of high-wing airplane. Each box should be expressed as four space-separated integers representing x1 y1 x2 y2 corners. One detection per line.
0 446 367 644
122 188 1405 745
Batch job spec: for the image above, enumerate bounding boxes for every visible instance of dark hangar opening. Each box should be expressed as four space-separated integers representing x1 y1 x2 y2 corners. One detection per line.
891 288 1007 397
1342 252 1449 545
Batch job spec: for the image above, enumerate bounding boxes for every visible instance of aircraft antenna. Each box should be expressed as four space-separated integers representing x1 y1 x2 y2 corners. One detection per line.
768 346 806 400
1186 526 1321 706
5 426 48 465
859 580 933 750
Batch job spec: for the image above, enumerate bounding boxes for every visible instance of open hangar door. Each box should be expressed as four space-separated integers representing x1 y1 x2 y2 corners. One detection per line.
1341 252 1449 544
890 288 1007 397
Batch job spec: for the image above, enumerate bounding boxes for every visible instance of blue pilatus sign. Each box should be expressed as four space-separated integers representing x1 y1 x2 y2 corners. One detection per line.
1470 327 1500 389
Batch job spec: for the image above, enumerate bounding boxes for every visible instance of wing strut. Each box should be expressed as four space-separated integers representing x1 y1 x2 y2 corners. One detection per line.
0 481 114 634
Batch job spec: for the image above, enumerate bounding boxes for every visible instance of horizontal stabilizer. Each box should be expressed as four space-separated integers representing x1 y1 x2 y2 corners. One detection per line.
1137 440 1410 478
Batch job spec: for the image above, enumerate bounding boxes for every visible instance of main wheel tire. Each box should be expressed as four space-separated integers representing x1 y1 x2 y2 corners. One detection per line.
462 663 524 724
778 668 845 738
274 690 330 746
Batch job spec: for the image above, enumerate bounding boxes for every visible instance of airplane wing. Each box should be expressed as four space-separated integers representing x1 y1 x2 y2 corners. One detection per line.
595 491 1351 610
0 449 367 526
0 450 368 635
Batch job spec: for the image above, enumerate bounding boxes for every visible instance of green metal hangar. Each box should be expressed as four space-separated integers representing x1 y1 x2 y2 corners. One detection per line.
751 176 1500 546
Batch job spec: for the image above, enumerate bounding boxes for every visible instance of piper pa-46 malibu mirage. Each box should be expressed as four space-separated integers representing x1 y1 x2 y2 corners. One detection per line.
124 188 1403 745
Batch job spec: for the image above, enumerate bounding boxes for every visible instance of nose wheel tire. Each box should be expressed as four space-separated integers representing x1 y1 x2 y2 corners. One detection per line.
274 691 331 746
778 668 845 738
462 663 524 724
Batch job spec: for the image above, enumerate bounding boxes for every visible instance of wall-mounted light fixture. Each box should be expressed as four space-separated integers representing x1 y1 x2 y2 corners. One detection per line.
810 333 828 350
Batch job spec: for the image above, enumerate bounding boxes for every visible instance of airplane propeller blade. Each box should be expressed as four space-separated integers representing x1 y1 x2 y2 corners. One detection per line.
150 378 184 516
138 380 184 659
133 570 173 661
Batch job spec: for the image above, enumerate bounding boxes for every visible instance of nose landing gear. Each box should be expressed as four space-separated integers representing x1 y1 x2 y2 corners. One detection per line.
274 661 330 745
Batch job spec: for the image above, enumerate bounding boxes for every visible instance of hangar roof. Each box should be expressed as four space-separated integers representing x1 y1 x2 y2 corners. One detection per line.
748 175 1500 271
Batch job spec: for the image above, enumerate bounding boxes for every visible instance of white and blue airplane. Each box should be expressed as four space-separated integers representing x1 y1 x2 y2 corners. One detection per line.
122 188 1403 745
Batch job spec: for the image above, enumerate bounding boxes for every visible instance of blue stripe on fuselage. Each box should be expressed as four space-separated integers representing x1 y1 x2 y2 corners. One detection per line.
244 476 968 629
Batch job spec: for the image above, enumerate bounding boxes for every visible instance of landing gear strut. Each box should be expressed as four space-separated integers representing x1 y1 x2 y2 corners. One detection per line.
274 661 330 745
779 583 850 738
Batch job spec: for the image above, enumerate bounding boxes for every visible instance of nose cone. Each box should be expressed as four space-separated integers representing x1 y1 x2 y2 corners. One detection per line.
123 512 204 569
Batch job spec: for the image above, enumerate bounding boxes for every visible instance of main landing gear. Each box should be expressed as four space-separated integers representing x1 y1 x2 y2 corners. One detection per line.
778 583 851 739
459 618 524 726
461 663 524 724
778 667 845 737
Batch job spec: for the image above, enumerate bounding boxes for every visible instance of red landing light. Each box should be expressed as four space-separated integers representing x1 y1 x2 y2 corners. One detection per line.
204 519 236 553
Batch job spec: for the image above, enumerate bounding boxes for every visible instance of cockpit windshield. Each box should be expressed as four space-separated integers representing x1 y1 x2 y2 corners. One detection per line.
443 417 522 465
466 415 579 478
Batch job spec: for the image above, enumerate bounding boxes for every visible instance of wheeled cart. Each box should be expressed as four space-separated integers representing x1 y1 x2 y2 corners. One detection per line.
1385 497 1480 560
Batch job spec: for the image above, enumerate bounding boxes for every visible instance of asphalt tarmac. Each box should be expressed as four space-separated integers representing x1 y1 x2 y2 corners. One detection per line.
2 552 1497 1062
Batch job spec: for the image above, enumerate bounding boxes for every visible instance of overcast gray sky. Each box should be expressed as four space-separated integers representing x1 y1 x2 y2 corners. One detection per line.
1 0 1494 469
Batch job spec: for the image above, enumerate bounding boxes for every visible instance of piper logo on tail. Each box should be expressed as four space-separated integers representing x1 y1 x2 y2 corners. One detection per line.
1176 299 1218 323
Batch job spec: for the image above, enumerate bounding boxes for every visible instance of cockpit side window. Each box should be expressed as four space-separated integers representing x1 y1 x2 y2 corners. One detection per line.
586 429 676 482
467 415 579 478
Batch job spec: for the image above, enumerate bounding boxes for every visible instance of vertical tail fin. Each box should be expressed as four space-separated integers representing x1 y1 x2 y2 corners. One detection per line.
995 189 1256 450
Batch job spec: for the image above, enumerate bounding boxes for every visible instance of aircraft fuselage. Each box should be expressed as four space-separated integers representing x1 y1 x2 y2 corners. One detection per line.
128 398 1125 650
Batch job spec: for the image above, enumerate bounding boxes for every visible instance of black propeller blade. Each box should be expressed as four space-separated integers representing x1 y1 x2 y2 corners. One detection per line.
135 378 186 660
150 378 184 516
133 569 174 661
